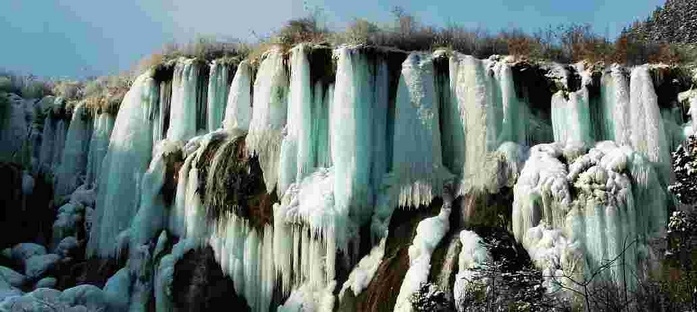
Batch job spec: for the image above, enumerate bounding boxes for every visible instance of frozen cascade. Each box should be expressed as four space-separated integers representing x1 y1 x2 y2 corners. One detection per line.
246 48 289 193
279 45 312 196
0 93 29 163
512 141 665 291
207 213 275 312
54 102 92 199
207 60 231 132
38 115 56 171
392 52 453 208
51 119 67 171
331 47 392 227
551 88 593 145
450 54 527 194
600 64 631 144
85 112 115 187
280 45 334 196
223 60 253 131
394 194 452 312
167 58 200 142
87 72 158 258
629 65 671 183
129 140 180 249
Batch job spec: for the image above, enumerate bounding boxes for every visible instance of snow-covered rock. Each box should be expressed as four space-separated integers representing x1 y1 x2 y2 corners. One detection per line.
11 243 47 265
25 254 60 280
60 285 108 312
54 237 79 258
0 266 26 288
35 277 57 289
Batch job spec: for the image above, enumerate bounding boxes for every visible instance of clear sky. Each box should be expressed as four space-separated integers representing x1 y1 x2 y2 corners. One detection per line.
0 0 664 79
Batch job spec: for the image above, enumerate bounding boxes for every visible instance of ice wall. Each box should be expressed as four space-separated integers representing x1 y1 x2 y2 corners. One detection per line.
513 141 665 291
167 58 200 142
85 113 115 187
87 72 158 258
629 65 671 183
391 52 453 208
54 102 92 199
207 60 231 132
223 60 253 132
0 94 29 163
449 54 528 194
246 48 289 193
331 46 393 226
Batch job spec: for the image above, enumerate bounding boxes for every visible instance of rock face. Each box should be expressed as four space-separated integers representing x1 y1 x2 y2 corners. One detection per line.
172 246 250 312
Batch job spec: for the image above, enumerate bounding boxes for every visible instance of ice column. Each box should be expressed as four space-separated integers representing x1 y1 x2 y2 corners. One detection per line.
87 72 158 258
392 52 453 208
207 60 231 132
246 48 289 193
223 60 253 132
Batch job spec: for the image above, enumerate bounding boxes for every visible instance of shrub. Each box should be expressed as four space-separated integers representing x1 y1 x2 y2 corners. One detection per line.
410 283 451 312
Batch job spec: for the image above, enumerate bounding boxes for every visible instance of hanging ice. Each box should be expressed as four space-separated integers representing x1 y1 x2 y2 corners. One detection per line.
85 112 115 187
167 58 200 142
87 72 158 258
207 60 231 132
551 88 592 145
629 65 671 183
54 102 92 199
246 47 289 193
599 64 631 144
391 52 453 208
331 46 392 226
223 60 253 132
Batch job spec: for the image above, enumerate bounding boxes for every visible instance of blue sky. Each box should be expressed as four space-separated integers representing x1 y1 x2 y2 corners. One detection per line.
0 0 664 79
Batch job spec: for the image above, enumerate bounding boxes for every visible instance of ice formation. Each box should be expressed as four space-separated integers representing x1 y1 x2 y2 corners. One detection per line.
10 44 692 311
392 52 453 208
513 141 666 291
331 47 392 226
246 48 289 193
449 54 529 194
87 72 158 258
223 60 253 131
167 58 201 142
0 94 29 163
207 60 232 132
54 102 92 199
85 112 115 187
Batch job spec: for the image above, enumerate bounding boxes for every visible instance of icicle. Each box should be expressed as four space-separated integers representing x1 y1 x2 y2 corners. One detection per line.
38 115 56 171
452 54 503 194
85 113 115 187
0 93 29 163
314 83 333 168
331 47 391 226
223 60 253 132
52 119 67 171
167 58 200 142
87 72 157 258
246 48 289 193
392 52 453 208
440 54 465 175
207 60 231 132
54 102 91 199
629 65 671 183
600 64 631 144
551 88 592 145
